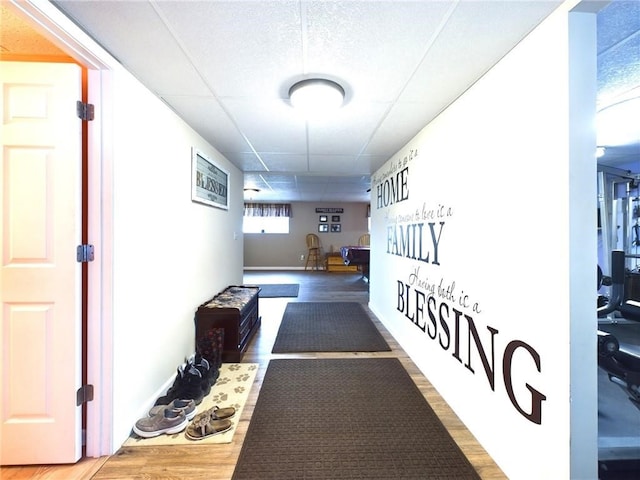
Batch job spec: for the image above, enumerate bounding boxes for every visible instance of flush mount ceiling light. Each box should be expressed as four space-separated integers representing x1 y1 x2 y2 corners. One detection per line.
289 78 345 116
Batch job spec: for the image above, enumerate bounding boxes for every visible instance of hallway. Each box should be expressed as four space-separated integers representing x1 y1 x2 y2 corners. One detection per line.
1 271 505 479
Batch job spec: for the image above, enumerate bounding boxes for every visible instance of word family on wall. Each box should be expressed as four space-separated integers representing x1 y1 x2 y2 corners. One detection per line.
372 147 546 425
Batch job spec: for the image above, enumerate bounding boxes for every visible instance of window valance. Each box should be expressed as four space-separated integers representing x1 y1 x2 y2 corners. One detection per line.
243 203 292 217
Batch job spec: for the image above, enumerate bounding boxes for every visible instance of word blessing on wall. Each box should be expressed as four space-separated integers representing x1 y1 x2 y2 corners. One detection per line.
372 148 546 425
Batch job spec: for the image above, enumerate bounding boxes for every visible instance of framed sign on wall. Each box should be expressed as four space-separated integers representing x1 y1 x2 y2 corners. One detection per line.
191 148 229 210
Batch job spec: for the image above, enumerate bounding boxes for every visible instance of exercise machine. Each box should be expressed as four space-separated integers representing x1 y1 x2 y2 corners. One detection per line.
597 167 640 477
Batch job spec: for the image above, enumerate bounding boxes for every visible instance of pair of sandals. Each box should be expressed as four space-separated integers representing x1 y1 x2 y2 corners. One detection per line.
185 405 237 440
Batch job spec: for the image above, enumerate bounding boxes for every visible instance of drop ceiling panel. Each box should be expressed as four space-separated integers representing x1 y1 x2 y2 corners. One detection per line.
401 1 562 104
362 101 442 158
325 185 367 195
256 172 299 184
597 35 640 104
223 98 307 152
303 1 454 102
164 96 250 154
324 177 371 193
225 152 268 172
597 0 640 53
306 102 392 155
244 172 273 188
249 153 309 172
360 154 391 173
308 155 371 175
52 1 210 96
155 0 303 99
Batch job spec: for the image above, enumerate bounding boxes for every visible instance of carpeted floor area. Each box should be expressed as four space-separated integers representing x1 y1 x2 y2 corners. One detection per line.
232 358 481 480
271 301 390 353
255 283 300 298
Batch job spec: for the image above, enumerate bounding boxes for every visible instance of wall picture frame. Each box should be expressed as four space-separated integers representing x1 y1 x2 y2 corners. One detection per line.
319 215 328 222
331 224 341 232
318 224 329 233
191 148 229 210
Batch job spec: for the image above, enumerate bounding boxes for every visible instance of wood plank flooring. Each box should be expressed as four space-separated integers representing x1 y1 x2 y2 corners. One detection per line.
1 270 506 479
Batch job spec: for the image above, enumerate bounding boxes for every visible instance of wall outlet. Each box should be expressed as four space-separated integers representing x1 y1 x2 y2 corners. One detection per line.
300 254 305 261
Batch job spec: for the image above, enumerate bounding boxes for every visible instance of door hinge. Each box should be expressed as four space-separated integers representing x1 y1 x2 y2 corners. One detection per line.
76 101 95 121
76 385 94 406
76 244 95 263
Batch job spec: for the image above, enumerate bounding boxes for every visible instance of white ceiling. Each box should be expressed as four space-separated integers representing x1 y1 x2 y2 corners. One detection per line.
3 1 639 202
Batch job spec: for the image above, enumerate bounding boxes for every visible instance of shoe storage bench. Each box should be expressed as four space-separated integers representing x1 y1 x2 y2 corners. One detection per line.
195 285 261 363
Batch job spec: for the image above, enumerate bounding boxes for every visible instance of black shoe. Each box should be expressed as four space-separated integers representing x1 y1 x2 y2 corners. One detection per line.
154 366 185 406
192 354 213 396
155 364 205 406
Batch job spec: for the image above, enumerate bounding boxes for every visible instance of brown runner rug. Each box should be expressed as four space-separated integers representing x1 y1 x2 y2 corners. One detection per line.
271 302 391 353
232 358 480 479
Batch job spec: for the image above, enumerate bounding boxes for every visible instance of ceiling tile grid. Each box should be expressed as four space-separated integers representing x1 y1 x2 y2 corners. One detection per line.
154 1 303 99
27 0 636 202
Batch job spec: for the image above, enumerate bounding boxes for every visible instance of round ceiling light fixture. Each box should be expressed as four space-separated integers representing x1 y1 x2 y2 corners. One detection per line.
289 78 345 116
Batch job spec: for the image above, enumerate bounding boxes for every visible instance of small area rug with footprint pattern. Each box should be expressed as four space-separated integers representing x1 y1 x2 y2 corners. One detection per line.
123 363 258 446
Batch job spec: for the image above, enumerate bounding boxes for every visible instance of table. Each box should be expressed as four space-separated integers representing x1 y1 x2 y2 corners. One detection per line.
340 246 370 280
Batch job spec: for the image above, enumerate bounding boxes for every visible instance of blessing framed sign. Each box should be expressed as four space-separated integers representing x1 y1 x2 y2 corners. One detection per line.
191 148 229 210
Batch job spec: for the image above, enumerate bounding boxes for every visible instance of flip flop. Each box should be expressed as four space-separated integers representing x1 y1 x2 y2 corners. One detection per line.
191 405 236 425
185 417 232 440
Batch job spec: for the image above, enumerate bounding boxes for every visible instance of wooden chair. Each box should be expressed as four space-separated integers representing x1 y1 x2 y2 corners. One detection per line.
358 233 370 246
305 233 322 270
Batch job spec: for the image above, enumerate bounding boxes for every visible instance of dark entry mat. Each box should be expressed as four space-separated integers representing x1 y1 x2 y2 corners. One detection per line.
271 301 390 353
232 358 481 480
256 283 299 298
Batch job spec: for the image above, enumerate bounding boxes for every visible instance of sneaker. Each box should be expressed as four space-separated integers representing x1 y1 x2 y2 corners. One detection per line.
154 365 186 406
148 398 197 421
155 364 205 406
133 408 188 438
192 355 213 396
189 355 211 397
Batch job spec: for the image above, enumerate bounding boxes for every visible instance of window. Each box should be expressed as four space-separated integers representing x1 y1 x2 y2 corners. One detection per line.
243 215 289 234
243 203 291 234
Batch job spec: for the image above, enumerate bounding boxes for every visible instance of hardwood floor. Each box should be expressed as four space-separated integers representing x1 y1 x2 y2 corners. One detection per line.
1 270 506 479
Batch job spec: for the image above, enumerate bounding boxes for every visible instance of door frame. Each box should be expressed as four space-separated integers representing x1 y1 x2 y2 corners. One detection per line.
8 0 115 457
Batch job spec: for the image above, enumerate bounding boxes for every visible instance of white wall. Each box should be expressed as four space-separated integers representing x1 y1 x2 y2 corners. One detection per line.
108 67 244 449
368 2 597 478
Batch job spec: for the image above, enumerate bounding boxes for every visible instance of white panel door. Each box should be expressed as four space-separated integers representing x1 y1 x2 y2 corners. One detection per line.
0 61 83 465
